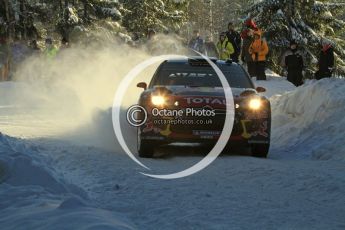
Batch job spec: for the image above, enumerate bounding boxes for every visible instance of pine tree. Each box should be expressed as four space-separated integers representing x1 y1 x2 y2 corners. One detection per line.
185 0 253 40
122 0 188 37
0 0 126 42
246 0 345 77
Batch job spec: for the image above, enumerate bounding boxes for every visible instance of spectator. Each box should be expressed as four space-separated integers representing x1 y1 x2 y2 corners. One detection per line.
10 36 29 78
12 36 29 63
241 19 259 77
44 38 58 59
281 40 304 86
249 30 269 80
30 40 40 51
146 29 160 55
147 29 156 41
226 22 241 62
216 32 234 61
29 40 41 57
204 35 218 58
188 30 205 53
315 40 335 80
27 40 41 67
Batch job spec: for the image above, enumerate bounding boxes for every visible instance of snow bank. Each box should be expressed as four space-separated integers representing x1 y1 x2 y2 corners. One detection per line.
270 78 345 161
65 108 137 152
2 69 344 163
254 70 296 97
0 134 135 230
1 71 345 229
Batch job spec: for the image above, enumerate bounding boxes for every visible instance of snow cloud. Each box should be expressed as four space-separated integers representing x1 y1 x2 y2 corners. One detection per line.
4 37 188 150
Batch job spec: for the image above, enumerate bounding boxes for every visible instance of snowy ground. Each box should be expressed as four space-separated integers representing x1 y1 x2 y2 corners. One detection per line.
1 73 345 230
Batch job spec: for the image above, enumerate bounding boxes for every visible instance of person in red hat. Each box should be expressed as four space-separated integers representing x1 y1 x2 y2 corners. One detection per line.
241 19 259 77
315 39 335 80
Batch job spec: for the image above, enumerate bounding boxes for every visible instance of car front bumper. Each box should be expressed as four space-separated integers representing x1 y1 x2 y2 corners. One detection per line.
139 116 271 146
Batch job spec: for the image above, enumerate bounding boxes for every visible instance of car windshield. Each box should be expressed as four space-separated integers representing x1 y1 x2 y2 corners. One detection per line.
151 65 253 88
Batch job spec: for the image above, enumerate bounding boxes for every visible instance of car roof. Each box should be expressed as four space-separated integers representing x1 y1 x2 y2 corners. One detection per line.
165 56 237 65
149 57 255 89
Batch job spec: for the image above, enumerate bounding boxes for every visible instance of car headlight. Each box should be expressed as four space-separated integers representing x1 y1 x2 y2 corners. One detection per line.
249 98 262 110
151 95 166 106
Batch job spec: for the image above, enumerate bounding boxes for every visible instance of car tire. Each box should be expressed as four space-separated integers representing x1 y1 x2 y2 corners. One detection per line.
138 136 155 158
251 144 269 158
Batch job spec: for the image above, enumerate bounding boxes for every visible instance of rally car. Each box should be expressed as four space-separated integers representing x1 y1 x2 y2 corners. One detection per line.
135 57 271 158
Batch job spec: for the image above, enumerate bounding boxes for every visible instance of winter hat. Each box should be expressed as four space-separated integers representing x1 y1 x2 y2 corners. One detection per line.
245 19 257 29
321 38 332 46
321 38 332 52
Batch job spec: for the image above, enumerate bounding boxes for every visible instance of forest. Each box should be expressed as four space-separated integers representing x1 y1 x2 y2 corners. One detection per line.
0 0 344 76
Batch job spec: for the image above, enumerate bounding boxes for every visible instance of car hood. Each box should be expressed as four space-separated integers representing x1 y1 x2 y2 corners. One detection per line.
152 86 256 98
143 86 262 109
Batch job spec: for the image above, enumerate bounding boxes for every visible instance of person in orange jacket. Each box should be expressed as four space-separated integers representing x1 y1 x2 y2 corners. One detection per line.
249 30 269 80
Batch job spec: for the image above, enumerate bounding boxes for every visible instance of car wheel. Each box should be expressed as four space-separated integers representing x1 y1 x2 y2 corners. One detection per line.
138 140 155 158
137 131 155 158
251 144 270 158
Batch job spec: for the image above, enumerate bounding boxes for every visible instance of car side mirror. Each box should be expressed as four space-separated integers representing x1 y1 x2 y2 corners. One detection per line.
256 87 266 93
137 82 147 90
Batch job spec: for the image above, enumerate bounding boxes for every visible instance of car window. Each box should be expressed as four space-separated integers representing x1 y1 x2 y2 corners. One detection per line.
151 65 253 88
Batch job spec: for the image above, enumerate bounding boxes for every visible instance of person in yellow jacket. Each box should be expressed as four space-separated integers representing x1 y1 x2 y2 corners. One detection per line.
249 30 269 80
44 38 59 59
217 32 234 61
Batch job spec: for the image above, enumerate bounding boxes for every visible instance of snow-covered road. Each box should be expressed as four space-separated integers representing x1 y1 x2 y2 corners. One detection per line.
1 75 345 230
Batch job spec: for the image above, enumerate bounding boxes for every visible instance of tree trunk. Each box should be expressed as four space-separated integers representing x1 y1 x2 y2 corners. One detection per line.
59 0 63 12
19 0 27 39
83 0 88 19
3 0 11 39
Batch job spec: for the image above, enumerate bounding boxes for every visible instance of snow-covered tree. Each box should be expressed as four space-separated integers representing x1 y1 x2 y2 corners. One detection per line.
122 0 188 37
185 0 253 41
246 0 345 77
57 0 126 40
0 0 127 42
